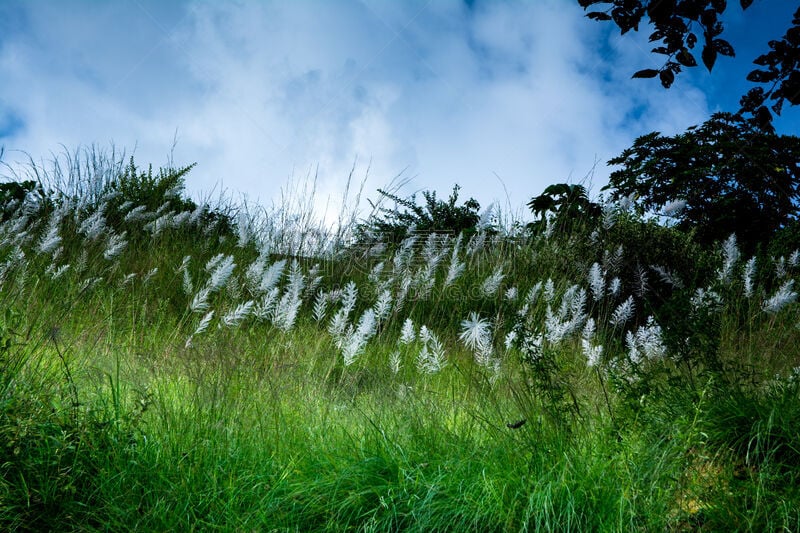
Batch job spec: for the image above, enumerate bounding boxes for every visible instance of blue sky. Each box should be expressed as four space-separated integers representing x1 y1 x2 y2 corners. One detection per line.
0 0 797 221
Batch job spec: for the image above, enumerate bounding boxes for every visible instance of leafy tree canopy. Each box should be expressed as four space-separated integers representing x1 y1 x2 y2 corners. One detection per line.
578 0 800 131
526 183 601 235
602 112 800 251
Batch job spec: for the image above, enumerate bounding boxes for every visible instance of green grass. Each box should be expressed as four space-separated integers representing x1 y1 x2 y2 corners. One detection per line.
1 155 799 531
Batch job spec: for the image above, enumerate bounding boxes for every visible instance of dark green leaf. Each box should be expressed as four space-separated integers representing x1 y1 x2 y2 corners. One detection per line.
687 32 697 48
677 49 697 67
783 71 800 105
754 106 774 131
753 53 772 66
587 12 612 21
660 69 675 88
647 0 675 23
700 8 717 27
702 44 717 70
786 26 800 46
713 38 735 57
632 68 660 79
740 0 754 9
747 69 777 83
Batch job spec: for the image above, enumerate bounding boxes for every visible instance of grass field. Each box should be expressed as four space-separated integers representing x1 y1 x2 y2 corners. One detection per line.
1 152 798 531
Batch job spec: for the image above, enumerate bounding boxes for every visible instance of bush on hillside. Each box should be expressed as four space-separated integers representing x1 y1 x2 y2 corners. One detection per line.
356 184 483 245
526 183 602 236
99 158 235 239
0 180 47 222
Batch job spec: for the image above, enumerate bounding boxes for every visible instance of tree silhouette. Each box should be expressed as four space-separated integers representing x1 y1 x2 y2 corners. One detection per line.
602 112 800 252
358 184 482 244
527 183 601 235
578 1 800 131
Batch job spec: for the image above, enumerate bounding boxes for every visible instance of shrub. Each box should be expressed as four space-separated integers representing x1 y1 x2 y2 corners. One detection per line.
357 184 483 244
99 158 235 240
526 183 602 236
0 180 46 222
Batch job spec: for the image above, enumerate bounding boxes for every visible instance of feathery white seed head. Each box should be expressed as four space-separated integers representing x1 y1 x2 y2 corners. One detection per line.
259 259 286 294
50 264 71 280
222 301 254 327
399 318 416 345
37 213 62 255
143 268 158 284
763 280 797 314
719 234 740 282
610 296 635 327
662 199 687 216
190 287 211 312
505 286 518 301
389 350 401 374
193 310 215 336
609 277 621 297
373 289 393 322
459 312 492 354
416 326 446 374
103 232 128 260
482 266 505 297
123 205 148 223
743 257 757 298
588 262 605 301
626 317 666 362
543 278 555 302
208 255 236 292
313 291 328 322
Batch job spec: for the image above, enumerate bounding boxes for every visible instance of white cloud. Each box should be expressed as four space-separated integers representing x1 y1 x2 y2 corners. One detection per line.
0 0 710 224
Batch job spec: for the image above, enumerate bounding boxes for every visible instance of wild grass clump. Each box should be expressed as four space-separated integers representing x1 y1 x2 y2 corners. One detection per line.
0 148 798 530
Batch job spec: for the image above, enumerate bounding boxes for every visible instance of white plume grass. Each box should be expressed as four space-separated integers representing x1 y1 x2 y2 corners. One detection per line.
588 263 605 301
313 291 328 322
482 266 505 297
626 317 666 363
259 259 286 295
743 257 756 298
459 312 492 354
417 325 446 374
103 231 128 261
341 309 377 366
373 289 393 323
610 296 635 328
399 318 416 345
190 287 211 313
763 280 797 314
222 300 254 327
719 234 740 282
581 318 603 367
37 213 62 255
208 255 236 293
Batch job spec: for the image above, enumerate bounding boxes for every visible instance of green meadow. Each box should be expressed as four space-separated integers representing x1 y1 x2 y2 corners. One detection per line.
1 151 798 531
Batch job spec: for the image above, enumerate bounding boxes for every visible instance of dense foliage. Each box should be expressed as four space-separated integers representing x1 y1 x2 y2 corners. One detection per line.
357 184 482 244
603 112 800 252
578 0 800 130
526 183 601 235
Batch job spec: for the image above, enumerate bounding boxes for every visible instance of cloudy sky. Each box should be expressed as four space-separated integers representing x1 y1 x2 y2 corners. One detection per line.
0 0 797 222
